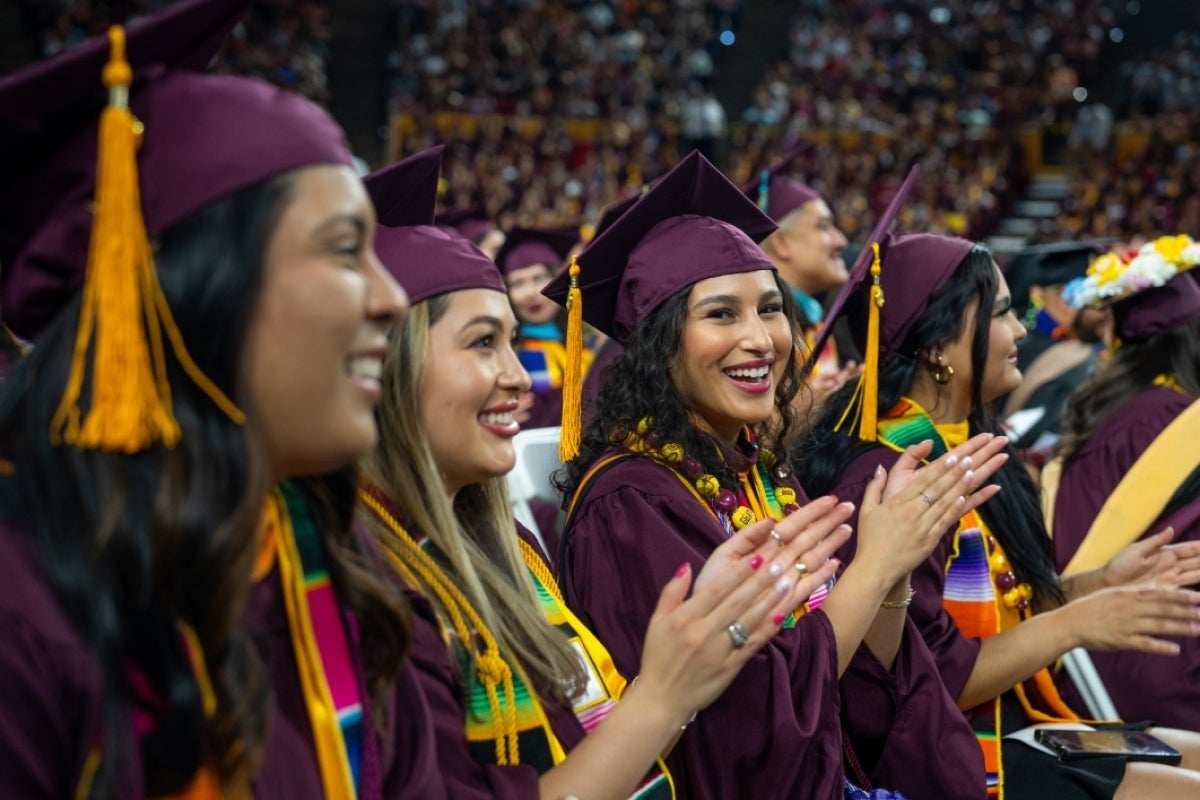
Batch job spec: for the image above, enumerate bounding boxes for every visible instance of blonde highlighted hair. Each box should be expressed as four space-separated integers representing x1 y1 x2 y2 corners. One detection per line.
360 295 586 707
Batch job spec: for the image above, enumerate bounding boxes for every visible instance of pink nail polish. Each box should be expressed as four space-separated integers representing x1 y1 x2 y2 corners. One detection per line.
773 612 787 626
675 563 689 579
749 554 764 571
830 494 839 504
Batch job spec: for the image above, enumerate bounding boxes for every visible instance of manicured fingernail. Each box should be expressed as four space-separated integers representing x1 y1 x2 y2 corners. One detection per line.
876 464 885 477
675 563 689 579
955 496 967 508
768 561 785 577
841 501 855 511
945 455 958 467
960 456 973 470
830 494 839 504
961 470 974 485
773 612 787 625
749 554 764 571
775 577 793 594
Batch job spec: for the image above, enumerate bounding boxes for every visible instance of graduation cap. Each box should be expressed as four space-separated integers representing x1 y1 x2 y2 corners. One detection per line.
365 145 505 305
806 165 943 442
741 143 821 222
436 205 497 247
495 226 579 276
542 149 777 459
0 0 352 452
1062 235 1200 342
1003 240 1108 320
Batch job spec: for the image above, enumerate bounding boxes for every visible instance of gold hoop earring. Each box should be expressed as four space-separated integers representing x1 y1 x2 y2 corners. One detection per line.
931 361 954 384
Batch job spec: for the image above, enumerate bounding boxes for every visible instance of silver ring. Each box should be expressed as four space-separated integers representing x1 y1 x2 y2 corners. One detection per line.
920 492 935 508
794 560 809 576
726 622 749 648
769 530 785 548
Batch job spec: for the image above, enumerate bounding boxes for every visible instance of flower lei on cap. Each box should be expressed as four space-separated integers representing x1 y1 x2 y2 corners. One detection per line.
1062 234 1200 310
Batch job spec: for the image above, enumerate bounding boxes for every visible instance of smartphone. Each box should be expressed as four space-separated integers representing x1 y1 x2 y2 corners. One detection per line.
1034 729 1182 765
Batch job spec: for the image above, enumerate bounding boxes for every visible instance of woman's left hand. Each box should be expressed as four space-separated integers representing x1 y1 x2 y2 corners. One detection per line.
1103 527 1200 589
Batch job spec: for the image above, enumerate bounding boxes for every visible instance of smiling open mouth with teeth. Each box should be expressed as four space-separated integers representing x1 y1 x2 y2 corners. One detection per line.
480 411 515 425
348 356 382 380
724 365 771 382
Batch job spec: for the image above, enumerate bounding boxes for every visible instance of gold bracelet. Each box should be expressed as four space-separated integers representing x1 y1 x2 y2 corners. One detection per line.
880 586 916 609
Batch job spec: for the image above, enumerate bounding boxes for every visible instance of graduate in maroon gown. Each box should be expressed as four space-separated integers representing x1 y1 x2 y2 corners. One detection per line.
547 152 1008 800
1049 238 1200 729
0 2 442 796
802 231 1200 799
353 146 843 799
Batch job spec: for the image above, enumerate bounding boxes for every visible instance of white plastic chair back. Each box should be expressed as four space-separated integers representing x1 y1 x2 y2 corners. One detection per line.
1061 647 1119 721
506 426 565 556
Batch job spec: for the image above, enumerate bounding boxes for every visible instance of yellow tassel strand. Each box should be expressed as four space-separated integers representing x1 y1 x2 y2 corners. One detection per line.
49 26 244 453
559 255 584 462
859 242 885 442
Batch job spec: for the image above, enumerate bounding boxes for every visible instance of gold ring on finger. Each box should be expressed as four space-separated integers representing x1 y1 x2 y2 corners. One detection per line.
794 560 809 577
769 530 785 549
920 492 935 508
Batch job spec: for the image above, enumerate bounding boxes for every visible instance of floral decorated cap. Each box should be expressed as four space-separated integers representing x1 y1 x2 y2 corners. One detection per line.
1062 235 1200 341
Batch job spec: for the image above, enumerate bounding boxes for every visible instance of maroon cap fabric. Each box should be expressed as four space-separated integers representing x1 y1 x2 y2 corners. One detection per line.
0 0 353 340
435 205 496 245
847 233 976 362
496 227 578 275
367 145 443 228
807 164 921 364
542 150 777 343
365 147 504 306
1111 271 1200 341
742 144 821 222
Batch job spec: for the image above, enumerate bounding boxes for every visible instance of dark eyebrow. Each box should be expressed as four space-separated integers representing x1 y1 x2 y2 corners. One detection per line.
313 213 366 238
692 294 741 311
460 314 509 333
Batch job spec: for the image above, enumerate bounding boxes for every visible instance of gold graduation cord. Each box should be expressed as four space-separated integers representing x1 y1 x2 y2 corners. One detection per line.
356 488 521 765
270 490 358 799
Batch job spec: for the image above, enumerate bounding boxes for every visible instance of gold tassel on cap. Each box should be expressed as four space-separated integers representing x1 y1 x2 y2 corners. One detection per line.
559 255 583 462
50 26 244 453
833 241 883 442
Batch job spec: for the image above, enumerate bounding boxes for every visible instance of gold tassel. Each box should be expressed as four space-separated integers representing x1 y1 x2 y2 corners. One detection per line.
49 27 244 453
860 242 885 442
559 255 583 462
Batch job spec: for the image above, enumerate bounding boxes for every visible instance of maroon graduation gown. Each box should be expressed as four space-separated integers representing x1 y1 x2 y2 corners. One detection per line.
1052 386 1200 729
560 450 982 799
0 520 446 799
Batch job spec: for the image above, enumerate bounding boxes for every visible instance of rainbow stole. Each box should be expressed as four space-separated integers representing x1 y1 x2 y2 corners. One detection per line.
412 533 673 798
876 400 1080 799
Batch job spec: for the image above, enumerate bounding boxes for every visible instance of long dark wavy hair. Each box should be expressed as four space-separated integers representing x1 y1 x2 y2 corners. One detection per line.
801 246 1065 607
1056 317 1200 466
0 174 409 796
557 272 806 510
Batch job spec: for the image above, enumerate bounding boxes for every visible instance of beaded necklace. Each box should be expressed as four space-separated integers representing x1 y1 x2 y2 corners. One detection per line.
626 417 798 537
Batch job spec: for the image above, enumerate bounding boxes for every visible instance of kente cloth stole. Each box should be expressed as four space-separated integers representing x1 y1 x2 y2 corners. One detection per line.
877 399 1082 799
518 538 675 799
267 482 364 799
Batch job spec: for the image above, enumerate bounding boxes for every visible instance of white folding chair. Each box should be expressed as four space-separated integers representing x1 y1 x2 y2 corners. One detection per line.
1061 647 1119 721
506 426 565 557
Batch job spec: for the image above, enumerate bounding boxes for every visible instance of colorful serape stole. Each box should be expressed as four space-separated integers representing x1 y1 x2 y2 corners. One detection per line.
520 538 674 798
877 399 1084 799
271 482 362 799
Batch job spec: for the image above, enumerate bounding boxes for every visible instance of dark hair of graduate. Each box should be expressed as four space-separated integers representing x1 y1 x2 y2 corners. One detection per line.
801 245 1065 607
556 272 807 511
0 174 410 797
1056 316 1200 466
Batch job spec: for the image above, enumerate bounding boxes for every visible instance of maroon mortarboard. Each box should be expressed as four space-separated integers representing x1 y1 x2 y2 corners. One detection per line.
365 146 504 305
0 0 351 453
543 149 777 343
1111 271 1200 341
496 226 579 276
0 0 352 342
367 145 443 228
592 180 658 241
742 143 821 222
542 149 777 460
436 204 497 246
808 164 925 442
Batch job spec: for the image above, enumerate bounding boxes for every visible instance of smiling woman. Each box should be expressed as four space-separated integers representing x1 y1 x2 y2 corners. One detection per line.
551 152 1005 800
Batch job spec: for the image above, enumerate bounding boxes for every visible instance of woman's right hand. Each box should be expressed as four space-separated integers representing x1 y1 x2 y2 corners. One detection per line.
629 497 852 727
853 433 1008 584
1059 584 1200 655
